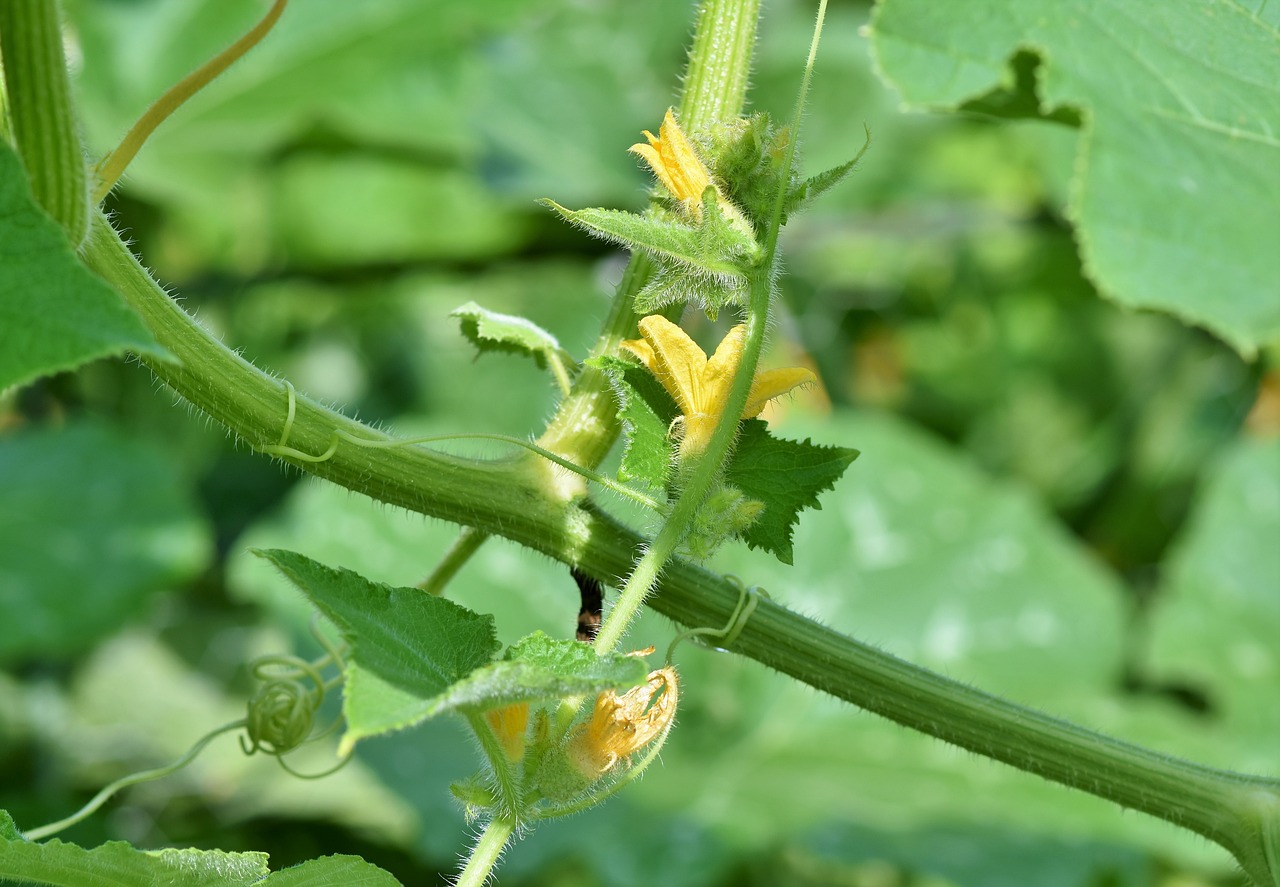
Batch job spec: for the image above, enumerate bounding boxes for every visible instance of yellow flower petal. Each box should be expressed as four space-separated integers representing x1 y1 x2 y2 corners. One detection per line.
629 108 713 218
635 314 708 420
744 366 818 418
622 315 818 459
566 666 678 781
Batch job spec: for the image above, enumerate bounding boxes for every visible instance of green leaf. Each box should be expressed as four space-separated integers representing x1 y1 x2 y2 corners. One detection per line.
450 300 573 371
0 809 270 886
594 354 676 493
425 631 648 715
868 0 1280 353
0 810 401 887
0 423 212 663
724 420 860 565
254 549 500 750
0 143 163 391
1145 435 1280 769
260 855 403 886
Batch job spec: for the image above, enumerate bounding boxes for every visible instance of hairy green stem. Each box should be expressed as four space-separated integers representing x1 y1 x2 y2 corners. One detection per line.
0 0 88 245
454 815 516 887
419 528 489 595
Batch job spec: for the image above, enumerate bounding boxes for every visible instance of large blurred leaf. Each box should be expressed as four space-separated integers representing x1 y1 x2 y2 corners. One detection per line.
0 423 211 663
1144 434 1280 773
868 0 1280 353
634 411 1238 875
0 145 161 391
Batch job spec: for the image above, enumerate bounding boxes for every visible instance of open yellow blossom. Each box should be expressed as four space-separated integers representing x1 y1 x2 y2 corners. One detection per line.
566 666 678 781
630 108 715 220
621 315 817 458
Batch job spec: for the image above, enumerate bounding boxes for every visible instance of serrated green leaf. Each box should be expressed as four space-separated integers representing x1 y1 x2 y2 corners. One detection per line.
594 354 676 493
255 549 500 750
868 0 1280 353
260 854 403 886
450 300 573 371
426 631 648 715
0 809 270 886
0 423 212 663
725 420 859 565
0 143 164 391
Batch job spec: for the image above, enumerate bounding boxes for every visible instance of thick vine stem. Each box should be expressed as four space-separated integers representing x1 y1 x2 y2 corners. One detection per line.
0 0 89 245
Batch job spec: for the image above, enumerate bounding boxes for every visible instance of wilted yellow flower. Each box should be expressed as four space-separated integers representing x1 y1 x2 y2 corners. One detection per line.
621 315 817 458
483 702 530 763
630 109 715 220
566 666 678 781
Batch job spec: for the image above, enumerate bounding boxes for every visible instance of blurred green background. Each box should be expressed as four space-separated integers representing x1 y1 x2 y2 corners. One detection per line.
2 0 1277 885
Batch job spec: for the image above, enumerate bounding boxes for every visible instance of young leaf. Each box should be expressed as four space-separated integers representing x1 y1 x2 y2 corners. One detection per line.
725 420 860 564
260 854 403 886
424 631 649 715
593 354 676 494
450 300 574 372
255 549 500 751
0 143 166 391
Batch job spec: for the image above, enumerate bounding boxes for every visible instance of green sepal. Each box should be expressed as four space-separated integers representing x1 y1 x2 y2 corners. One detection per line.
725 420 860 565
706 113 869 229
592 353 677 494
451 300 575 373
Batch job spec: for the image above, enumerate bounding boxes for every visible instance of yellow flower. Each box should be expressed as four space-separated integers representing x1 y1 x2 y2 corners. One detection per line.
566 666 678 781
621 315 817 458
483 702 530 763
630 108 715 220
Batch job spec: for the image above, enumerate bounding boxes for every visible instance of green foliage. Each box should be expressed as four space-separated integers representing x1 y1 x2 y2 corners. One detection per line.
0 422 211 662
2 0 1274 884
0 144 162 391
1146 435 1280 762
0 809 401 886
869 0 1280 354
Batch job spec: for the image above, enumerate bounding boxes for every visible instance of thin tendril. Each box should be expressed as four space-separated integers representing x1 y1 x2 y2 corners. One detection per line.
93 0 289 202
664 576 766 664
24 721 246 841
262 381 667 513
